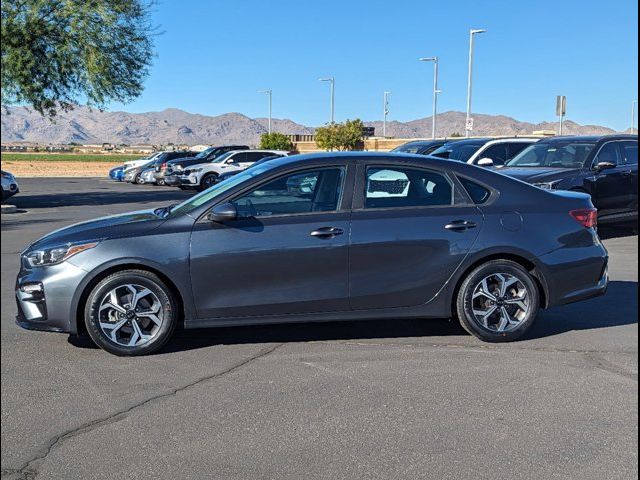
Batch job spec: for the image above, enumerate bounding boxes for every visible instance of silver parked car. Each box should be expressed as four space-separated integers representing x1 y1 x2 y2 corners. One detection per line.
1 170 19 201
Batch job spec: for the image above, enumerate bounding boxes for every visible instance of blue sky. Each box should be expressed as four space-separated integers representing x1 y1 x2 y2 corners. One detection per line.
111 0 638 130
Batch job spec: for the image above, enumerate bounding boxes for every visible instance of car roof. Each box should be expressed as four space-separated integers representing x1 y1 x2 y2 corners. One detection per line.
537 134 638 144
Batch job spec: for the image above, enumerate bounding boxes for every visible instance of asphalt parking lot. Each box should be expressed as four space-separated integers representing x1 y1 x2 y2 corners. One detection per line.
1 178 637 480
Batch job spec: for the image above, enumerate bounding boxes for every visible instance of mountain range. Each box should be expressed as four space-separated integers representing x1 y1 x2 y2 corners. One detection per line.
0 105 635 146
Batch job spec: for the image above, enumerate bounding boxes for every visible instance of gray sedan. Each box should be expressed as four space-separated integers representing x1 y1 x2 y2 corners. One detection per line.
15 153 608 355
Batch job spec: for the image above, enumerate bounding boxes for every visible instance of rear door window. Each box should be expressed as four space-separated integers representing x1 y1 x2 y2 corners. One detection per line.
364 167 453 209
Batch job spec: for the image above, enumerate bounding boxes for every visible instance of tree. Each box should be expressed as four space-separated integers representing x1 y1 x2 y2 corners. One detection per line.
1 0 155 117
315 119 365 151
259 132 294 151
450 132 465 138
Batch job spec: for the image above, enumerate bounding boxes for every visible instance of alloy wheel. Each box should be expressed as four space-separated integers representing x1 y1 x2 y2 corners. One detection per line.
470 273 530 333
98 284 164 347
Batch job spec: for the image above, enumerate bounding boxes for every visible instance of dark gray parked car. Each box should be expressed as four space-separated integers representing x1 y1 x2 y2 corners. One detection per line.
16 153 608 355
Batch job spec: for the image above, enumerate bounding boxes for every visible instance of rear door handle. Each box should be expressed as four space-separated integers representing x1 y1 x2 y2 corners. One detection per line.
310 227 344 239
445 220 477 231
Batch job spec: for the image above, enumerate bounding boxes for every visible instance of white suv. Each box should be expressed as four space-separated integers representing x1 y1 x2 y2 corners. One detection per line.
177 150 289 191
431 138 539 167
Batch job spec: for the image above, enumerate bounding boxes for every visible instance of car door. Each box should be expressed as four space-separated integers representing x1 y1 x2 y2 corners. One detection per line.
189 165 352 319
349 163 484 310
591 141 630 216
618 140 638 213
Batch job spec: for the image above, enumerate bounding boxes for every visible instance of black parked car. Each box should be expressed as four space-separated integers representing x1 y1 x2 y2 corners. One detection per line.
157 145 250 183
16 153 608 355
390 139 452 155
498 135 638 225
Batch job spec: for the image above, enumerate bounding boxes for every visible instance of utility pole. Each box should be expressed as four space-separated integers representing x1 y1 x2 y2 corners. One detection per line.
419 57 440 139
465 29 486 137
319 77 335 123
258 89 272 134
383 91 391 137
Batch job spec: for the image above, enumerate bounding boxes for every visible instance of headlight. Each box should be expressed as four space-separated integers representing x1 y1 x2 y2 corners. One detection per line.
533 181 562 190
25 242 99 267
189 168 203 174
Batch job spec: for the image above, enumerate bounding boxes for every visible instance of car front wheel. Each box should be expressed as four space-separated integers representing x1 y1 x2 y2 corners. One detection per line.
199 173 218 191
84 270 178 356
456 260 540 342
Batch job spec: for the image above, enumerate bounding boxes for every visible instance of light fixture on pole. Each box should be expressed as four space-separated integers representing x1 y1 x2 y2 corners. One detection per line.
419 56 440 139
319 77 335 124
383 91 391 137
258 89 272 134
465 29 486 137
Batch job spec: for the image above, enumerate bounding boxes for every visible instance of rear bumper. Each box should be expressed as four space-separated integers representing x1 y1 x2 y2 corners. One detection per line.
539 240 609 308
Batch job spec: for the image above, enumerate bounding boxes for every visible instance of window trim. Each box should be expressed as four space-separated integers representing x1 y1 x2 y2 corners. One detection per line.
455 174 500 206
353 163 462 212
218 165 350 220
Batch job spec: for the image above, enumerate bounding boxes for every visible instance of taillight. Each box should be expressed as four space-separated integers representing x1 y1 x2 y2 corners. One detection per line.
570 208 598 229
160 163 166 169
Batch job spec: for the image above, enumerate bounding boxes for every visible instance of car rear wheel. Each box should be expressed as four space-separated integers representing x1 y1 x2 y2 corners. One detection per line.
84 270 178 356
135 175 146 185
199 173 218 191
456 260 540 342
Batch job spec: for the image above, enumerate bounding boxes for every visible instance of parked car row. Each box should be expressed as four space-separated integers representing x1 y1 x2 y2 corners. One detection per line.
109 145 293 192
392 134 638 226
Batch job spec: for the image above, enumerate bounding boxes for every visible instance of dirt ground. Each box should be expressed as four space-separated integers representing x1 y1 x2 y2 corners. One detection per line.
1 161 121 177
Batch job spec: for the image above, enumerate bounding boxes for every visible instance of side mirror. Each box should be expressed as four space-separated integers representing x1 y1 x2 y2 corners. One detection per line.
207 202 237 222
225 158 236 164
477 158 494 167
594 161 616 172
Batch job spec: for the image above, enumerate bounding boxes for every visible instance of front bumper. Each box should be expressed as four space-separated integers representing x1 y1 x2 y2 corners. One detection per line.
164 175 197 187
15 259 89 334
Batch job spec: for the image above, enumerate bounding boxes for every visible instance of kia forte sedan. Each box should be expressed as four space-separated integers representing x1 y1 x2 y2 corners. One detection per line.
16 153 609 356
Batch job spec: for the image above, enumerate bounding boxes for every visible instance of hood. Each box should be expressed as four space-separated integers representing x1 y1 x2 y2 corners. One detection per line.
495 166 582 183
26 210 165 252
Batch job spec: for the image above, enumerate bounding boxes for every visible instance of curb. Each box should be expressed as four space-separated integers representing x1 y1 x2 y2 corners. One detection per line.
1 204 17 214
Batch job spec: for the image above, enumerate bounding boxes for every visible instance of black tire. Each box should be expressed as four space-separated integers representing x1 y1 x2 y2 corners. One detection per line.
135 175 146 185
157 178 165 186
198 173 218 191
84 270 178 356
456 260 540 342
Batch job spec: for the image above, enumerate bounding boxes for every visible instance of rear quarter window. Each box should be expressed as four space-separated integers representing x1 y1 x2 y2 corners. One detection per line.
459 177 491 204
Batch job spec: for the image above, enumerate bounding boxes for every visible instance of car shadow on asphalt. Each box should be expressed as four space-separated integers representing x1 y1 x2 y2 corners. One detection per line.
68 281 638 353
10 188 193 209
598 224 638 240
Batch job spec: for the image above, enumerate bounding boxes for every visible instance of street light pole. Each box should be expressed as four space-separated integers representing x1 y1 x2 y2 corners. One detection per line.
319 77 335 123
465 29 486 137
258 89 272 134
632 100 638 132
383 91 391 137
419 57 439 139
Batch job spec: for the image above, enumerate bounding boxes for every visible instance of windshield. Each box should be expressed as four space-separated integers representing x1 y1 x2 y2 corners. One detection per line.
505 142 596 168
169 161 278 217
212 151 235 163
194 147 215 159
431 142 485 162
391 143 425 154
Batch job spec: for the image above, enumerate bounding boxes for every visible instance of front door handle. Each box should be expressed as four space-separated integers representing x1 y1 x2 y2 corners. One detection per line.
445 220 477 231
620 170 633 176
310 227 344 239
